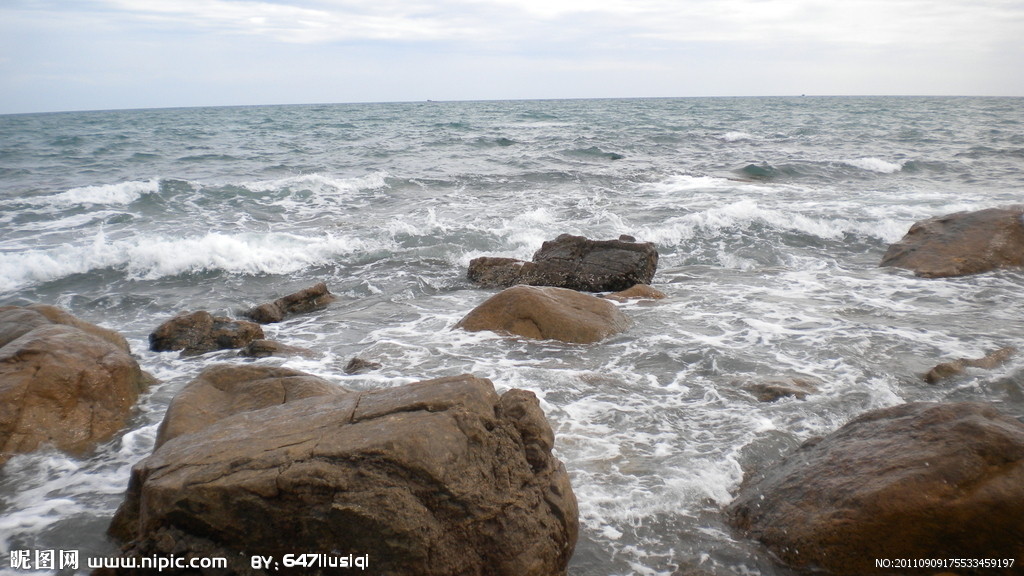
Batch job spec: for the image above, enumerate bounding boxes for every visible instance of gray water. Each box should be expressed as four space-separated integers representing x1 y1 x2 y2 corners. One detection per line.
2 96 1023 575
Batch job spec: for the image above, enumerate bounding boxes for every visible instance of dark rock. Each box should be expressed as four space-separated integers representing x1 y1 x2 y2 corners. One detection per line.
925 346 1016 384
602 284 667 302
245 282 336 324
238 339 315 358
0 305 149 466
344 356 383 374
880 206 1024 277
727 402 1024 575
455 285 632 344
149 311 264 356
109 374 578 576
468 234 658 292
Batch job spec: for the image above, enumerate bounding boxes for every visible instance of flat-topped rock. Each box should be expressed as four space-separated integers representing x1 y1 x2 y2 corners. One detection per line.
880 206 1024 277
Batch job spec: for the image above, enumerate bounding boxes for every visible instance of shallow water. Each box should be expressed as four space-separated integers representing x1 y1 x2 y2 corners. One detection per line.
2 96 1023 575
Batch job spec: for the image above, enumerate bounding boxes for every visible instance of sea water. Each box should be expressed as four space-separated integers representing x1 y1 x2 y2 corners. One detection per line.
1 97 1023 575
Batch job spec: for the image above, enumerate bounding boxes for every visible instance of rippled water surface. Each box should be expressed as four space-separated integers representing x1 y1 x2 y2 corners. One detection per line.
2 97 1023 575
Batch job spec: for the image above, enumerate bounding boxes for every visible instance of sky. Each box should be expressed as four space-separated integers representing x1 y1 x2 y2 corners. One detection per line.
1 0 1023 114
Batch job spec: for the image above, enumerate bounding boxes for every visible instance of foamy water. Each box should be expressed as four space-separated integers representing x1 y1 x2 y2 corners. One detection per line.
1 97 1023 575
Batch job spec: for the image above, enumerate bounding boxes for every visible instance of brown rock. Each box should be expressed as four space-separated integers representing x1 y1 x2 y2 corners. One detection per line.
880 206 1024 277
109 374 578 576
925 346 1016 384
149 310 263 356
344 356 383 374
0 306 148 466
238 339 315 358
727 402 1024 575
603 284 667 302
740 376 820 402
245 281 336 324
468 234 658 292
455 285 633 344
153 364 345 449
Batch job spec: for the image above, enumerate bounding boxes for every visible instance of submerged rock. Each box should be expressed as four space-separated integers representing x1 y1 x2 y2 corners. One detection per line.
238 339 315 359
602 283 667 302
0 305 149 466
149 310 264 356
244 281 336 324
344 356 383 374
925 346 1016 384
455 285 633 344
738 376 820 402
880 206 1024 277
727 402 1024 575
109 373 578 576
468 234 658 292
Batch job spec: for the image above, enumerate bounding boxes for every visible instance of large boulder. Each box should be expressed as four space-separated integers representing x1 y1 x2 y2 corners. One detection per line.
455 285 633 344
153 364 346 449
880 206 1024 277
469 234 658 292
0 305 148 466
109 373 578 576
149 311 264 356
244 281 336 324
727 402 1024 575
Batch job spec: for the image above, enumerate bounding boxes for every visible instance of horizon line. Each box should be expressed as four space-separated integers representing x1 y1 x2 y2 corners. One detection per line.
2 93 1020 117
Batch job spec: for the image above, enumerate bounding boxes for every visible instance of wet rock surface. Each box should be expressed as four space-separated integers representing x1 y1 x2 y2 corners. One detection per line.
455 285 633 344
109 373 578 576
0 305 148 466
727 402 1024 575
469 234 658 292
244 282 336 324
149 310 264 356
880 206 1024 277
924 346 1016 384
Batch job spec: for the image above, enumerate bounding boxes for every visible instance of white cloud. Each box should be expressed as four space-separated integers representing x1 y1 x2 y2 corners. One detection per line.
1 0 1022 112
97 0 489 43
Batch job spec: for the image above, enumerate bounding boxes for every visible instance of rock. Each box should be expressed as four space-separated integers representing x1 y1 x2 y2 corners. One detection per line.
880 206 1024 277
602 284 667 302
109 374 578 576
455 285 633 344
245 282 336 324
468 234 658 292
925 346 1016 384
153 364 346 449
727 402 1024 575
344 356 383 374
149 311 264 356
739 376 820 402
0 305 148 466
238 339 315 358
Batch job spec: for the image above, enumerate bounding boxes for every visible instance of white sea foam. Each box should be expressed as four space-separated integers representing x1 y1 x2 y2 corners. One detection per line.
34 179 160 207
845 157 903 173
245 171 389 194
719 131 754 142
640 174 760 194
636 200 841 246
0 230 386 293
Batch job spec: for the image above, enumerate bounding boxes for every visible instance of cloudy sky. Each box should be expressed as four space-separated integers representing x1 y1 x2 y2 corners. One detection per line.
1 0 1022 113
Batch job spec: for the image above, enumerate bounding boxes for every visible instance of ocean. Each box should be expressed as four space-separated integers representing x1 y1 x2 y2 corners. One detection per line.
1 96 1023 575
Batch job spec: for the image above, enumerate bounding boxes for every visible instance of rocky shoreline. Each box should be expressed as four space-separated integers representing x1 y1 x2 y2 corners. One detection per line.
2 206 1023 575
